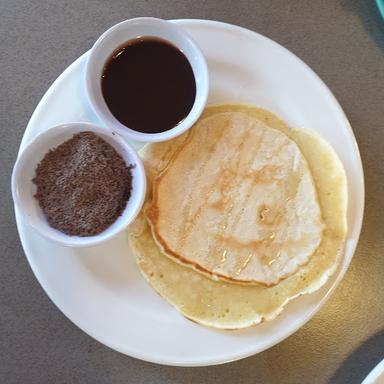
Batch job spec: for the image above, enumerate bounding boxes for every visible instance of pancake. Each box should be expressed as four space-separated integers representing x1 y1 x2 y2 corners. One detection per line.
128 104 348 329
146 112 324 286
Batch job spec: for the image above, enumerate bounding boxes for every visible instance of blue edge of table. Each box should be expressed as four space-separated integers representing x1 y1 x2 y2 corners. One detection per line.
377 0 384 20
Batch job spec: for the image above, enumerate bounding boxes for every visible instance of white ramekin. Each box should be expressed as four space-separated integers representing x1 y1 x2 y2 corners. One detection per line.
85 17 209 142
12 122 146 247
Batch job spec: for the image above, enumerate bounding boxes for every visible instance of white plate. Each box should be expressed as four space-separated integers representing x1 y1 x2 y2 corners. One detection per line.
15 19 364 367
362 360 384 384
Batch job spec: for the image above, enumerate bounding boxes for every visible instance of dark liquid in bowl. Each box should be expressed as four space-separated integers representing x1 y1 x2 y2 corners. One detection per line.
101 37 196 134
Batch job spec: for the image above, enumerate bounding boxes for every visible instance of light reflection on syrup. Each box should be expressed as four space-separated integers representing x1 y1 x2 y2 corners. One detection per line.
268 250 281 266
220 249 227 264
235 253 254 275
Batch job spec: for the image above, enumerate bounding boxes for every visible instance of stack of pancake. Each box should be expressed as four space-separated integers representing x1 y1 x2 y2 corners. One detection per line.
128 104 348 329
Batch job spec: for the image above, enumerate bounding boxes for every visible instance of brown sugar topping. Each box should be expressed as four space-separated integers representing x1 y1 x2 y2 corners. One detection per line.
33 131 133 236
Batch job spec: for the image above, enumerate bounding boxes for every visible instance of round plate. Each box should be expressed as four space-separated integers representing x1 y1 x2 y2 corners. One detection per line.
362 359 384 384
15 19 364 366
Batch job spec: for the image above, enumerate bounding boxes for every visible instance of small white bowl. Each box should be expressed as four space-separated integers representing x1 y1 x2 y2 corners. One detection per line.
85 17 209 142
11 123 146 247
